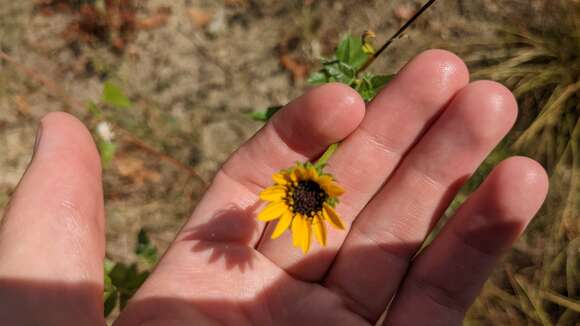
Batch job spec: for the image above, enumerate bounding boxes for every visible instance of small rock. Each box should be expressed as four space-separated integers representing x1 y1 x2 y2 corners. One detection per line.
394 4 416 22
207 8 226 35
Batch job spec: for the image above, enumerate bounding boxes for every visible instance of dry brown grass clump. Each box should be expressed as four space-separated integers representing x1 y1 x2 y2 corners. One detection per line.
458 0 579 324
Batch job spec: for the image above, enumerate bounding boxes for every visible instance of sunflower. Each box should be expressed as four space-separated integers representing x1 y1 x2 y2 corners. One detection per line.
257 162 345 254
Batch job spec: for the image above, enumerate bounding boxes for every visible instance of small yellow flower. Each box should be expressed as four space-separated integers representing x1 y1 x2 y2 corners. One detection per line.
257 162 345 254
362 30 376 55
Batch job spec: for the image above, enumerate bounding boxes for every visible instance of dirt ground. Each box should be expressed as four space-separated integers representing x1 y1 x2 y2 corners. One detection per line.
0 0 565 323
0 0 487 261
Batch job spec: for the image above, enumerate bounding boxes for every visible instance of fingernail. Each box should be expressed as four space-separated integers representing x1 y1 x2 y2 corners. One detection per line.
33 122 43 155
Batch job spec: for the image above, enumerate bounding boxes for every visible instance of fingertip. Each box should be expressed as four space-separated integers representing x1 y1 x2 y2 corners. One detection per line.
37 112 101 176
419 49 470 83
467 80 518 124
491 156 549 206
464 156 549 235
444 80 518 145
391 49 470 103
310 82 366 139
273 83 365 153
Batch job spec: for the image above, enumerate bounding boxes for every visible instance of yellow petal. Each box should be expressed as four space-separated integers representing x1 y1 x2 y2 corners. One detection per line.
317 175 333 187
271 210 293 239
323 203 345 230
301 219 311 254
322 182 345 197
259 186 286 201
257 201 288 222
313 215 327 246
289 169 298 183
291 215 303 247
316 175 333 190
307 166 319 179
272 173 288 185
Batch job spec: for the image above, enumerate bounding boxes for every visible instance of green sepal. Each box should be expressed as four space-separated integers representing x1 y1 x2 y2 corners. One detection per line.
326 196 340 208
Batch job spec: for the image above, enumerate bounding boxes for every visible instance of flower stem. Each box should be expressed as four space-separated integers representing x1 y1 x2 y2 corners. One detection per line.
315 143 339 168
356 0 438 75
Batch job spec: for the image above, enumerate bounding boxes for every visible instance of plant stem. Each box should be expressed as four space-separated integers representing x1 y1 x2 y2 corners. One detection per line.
357 0 438 75
315 143 338 168
319 0 438 166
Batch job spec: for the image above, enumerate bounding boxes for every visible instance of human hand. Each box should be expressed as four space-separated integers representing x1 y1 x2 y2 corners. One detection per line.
0 50 548 326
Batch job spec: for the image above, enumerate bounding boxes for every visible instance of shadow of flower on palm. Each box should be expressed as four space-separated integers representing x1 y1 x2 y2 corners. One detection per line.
181 202 261 272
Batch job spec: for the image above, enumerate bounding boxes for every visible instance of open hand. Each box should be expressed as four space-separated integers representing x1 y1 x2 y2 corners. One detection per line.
0 50 548 326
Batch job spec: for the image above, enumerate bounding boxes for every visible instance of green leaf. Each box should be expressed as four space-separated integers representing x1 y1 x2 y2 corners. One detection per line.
371 75 395 91
352 74 396 102
335 36 350 63
307 71 328 85
248 105 283 122
103 258 118 316
335 35 369 70
370 74 394 90
102 81 132 109
97 140 117 166
106 261 151 314
324 61 355 85
104 258 116 274
119 292 132 310
109 263 131 286
126 270 150 290
104 229 162 317
354 79 375 102
136 229 159 267
103 288 118 317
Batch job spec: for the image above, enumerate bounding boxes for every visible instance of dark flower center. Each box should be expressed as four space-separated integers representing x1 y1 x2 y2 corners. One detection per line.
289 180 328 217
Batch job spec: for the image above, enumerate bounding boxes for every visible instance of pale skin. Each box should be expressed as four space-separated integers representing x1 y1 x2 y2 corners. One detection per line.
0 50 549 325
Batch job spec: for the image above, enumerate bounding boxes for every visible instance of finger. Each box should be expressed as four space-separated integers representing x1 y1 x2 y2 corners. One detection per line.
116 84 365 322
324 81 518 321
384 157 549 326
257 50 469 280
0 112 105 324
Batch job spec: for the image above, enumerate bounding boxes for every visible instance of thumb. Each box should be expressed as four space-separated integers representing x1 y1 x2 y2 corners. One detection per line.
0 112 106 325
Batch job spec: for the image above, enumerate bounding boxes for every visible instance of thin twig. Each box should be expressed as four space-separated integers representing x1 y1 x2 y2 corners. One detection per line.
112 125 207 186
0 49 207 187
357 0 438 74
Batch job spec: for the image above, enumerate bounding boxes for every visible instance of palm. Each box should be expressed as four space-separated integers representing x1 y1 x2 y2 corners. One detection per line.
117 249 370 325
0 50 548 326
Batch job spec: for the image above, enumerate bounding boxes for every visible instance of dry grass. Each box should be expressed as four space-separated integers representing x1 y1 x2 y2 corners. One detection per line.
455 0 579 324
